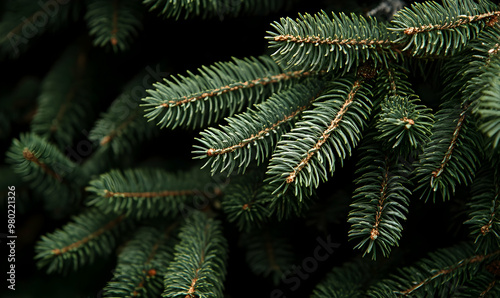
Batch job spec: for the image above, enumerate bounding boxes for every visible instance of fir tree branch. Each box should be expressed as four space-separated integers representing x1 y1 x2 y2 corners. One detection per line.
103 189 199 198
163 212 228 298
375 95 434 156
390 0 500 56
159 70 313 109
452 266 500 297
267 77 372 201
6 1 500 296
431 104 469 179
6 132 81 211
143 56 319 129
31 45 96 148
465 162 500 254
52 214 126 256
98 114 135 146
445 24 500 149
475 68 500 149
85 0 144 52
297 89 353 179
22 147 62 182
267 11 398 72
287 80 361 184
86 168 220 219
222 169 271 231
403 11 500 35
88 70 160 157
348 133 412 259
131 269 158 297
398 250 500 295
414 101 482 202
370 243 500 297
105 223 179 297
35 208 132 274
480 280 497 297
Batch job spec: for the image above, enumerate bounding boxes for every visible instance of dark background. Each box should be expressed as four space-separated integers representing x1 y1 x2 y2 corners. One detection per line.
0 0 473 297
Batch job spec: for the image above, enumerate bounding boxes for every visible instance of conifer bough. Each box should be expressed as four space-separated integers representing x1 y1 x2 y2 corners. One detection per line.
3 0 500 296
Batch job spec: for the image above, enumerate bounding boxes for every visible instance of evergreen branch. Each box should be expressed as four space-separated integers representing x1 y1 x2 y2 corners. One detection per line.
52 215 126 256
143 0 289 19
31 45 96 148
400 251 500 296
267 11 398 72
142 56 318 129
104 224 179 297
6 132 81 210
104 189 198 198
370 243 500 297
287 81 361 183
482 280 497 296
154 69 313 109
193 80 324 175
455 269 499 297
241 228 295 285
85 0 144 52
444 24 500 149
431 105 466 175
413 101 482 202
35 208 132 274
86 168 219 219
129 269 160 298
375 95 434 156
465 162 500 254
98 117 134 146
22 147 61 182
441 116 466 165
88 72 159 154
221 169 271 232
348 134 412 259
443 42 486 106
267 77 372 200
403 11 500 35
163 212 228 298
475 63 500 148
398 251 500 296
390 0 499 56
